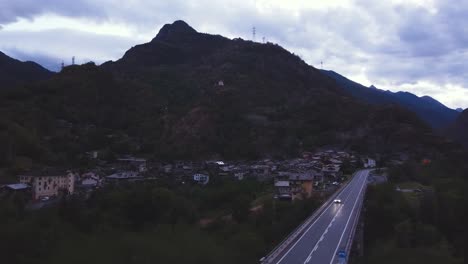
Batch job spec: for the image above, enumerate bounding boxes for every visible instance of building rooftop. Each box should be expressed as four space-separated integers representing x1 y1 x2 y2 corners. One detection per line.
19 168 71 177
106 171 141 179
275 181 290 187
5 183 30 190
117 158 147 163
278 172 315 181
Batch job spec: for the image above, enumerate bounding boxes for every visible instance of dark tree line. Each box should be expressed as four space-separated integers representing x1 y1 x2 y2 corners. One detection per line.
0 178 321 264
361 155 468 264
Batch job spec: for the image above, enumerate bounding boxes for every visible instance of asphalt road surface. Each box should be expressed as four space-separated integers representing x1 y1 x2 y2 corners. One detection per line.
272 170 369 264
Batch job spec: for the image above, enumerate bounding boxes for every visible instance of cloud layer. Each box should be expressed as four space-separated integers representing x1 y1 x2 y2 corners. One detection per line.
0 0 467 108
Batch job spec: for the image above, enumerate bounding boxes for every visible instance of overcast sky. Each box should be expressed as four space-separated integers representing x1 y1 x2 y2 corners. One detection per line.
1 0 467 109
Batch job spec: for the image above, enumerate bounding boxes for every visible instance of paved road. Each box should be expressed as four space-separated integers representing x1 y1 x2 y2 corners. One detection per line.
271 170 369 264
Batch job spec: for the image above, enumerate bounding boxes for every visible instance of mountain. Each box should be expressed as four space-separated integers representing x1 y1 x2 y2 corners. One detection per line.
448 109 468 148
0 21 450 169
321 70 459 130
0 51 54 87
102 20 231 71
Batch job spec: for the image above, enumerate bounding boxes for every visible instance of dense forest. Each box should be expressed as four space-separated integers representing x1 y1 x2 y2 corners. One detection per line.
0 177 322 264
448 109 468 149
360 151 468 264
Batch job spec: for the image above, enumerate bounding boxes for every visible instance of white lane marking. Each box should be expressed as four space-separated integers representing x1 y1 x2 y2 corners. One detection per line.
305 255 311 263
328 171 368 264
275 171 363 264
301 172 363 264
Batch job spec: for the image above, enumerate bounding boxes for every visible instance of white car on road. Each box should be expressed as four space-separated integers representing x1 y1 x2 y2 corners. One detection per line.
333 198 342 204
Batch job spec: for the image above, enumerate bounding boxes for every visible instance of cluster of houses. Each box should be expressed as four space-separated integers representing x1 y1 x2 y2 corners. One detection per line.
1 156 148 201
272 150 363 201
152 149 364 201
1 150 375 203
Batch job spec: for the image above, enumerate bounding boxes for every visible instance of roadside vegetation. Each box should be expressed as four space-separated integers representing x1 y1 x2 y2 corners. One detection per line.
360 156 468 264
0 178 321 264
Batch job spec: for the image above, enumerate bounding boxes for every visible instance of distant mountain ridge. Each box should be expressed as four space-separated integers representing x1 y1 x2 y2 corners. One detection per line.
321 70 459 130
0 51 53 86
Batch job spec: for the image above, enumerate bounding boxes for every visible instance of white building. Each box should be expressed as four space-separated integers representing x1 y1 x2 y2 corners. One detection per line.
193 173 210 185
79 172 101 188
19 170 76 200
363 158 377 168
81 178 99 187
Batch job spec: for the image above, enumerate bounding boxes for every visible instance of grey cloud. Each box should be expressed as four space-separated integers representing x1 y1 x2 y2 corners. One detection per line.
0 0 105 24
1 0 468 107
4 48 62 71
0 28 140 70
301 0 468 96
365 50 468 87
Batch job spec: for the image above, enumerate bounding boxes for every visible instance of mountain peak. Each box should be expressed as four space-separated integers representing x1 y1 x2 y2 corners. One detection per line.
419 95 450 109
153 20 197 42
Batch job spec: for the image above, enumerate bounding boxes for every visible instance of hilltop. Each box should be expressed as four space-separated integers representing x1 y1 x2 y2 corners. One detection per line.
0 51 53 87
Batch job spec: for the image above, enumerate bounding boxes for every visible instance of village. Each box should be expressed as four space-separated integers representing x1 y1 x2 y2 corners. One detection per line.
1 149 377 206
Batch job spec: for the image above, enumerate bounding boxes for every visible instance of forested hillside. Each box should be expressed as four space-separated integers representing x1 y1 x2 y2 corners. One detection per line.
0 51 53 87
0 21 447 179
361 153 468 264
447 109 468 148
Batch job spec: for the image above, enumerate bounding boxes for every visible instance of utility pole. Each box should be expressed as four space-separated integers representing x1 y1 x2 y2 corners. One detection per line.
72 56 75 65
252 26 256 42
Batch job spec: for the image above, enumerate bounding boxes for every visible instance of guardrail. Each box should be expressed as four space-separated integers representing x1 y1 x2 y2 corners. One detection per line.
260 172 358 264
343 174 368 264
